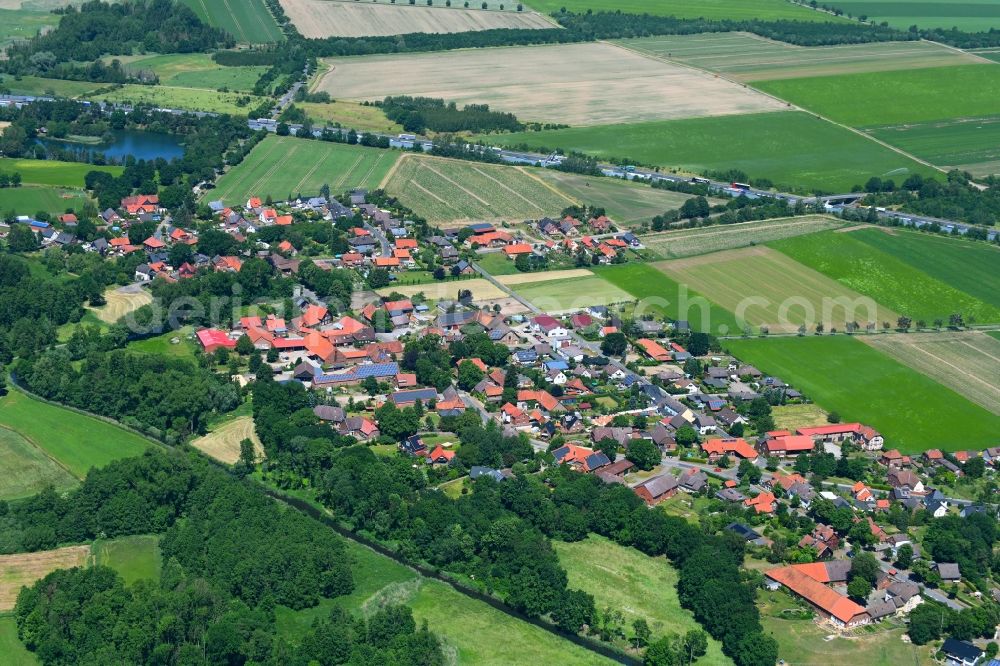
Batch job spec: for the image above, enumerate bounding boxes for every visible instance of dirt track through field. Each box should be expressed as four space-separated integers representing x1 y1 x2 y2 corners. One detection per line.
0 545 91 610
861 331 1000 414
472 166 543 211
422 162 492 207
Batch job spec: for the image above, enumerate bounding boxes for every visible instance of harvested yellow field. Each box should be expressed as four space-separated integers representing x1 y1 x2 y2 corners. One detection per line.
313 42 784 125
495 268 593 286
191 415 264 465
281 0 553 38
376 278 506 301
0 545 90 610
89 285 152 324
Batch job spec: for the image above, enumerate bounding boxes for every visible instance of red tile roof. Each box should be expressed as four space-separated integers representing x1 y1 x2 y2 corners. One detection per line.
702 438 758 459
766 564 867 625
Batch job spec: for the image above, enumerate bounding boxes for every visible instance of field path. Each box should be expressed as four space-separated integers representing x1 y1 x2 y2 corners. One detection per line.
292 150 336 194
357 150 391 188
408 180 459 211
248 143 300 198
514 166 578 205
379 151 408 188
472 166 544 211
422 162 492 207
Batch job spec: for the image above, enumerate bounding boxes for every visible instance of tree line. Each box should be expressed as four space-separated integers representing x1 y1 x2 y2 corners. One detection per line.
378 96 525 134
860 170 1000 228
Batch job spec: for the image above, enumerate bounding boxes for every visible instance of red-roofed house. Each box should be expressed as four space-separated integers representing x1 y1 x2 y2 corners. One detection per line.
635 338 671 362
702 438 758 461
760 435 815 457
196 328 237 353
796 423 883 450
427 445 456 464
122 194 159 215
395 238 417 249
745 492 776 514
373 256 400 269
143 236 166 250
275 215 293 226
766 564 869 628
301 304 329 328
503 243 533 257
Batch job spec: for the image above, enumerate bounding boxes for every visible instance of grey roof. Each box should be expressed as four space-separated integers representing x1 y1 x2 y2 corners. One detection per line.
391 388 437 405
936 562 961 580
865 599 896 620
942 638 982 662
470 466 506 482
637 474 679 499
313 405 345 422
886 581 919 602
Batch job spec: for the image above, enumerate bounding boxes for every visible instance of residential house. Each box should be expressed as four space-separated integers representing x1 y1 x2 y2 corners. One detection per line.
887 469 924 494
552 444 610 473
340 416 379 441
760 434 815 457
634 474 680 506
799 524 839 558
796 423 883 450
941 638 982 666
765 562 869 628
635 338 671 362
745 492 776 514
702 438 758 461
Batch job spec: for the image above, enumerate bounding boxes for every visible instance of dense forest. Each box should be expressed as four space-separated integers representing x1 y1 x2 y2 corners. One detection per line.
1 0 231 80
379 96 525 134
7 451 445 664
861 171 1000 228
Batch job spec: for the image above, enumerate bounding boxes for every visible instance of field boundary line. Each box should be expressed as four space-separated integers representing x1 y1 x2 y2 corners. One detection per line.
958 339 1000 365
471 165 544 210
0 423 82 481
421 161 492 207
358 150 390 188
515 166 578 205
292 150 332 195
332 152 365 190
408 179 460 211
925 38 996 64
219 0 249 42
248 142 300 198
379 151 407 188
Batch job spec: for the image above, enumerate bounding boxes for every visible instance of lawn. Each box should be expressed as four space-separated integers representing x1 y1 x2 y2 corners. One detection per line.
111 53 267 92
383 154 575 225
180 0 283 42
0 186 90 217
276 539 614 664
495 112 938 193
315 42 782 126
824 0 1000 31
126 326 197 360
536 169 714 227
526 0 839 21
770 230 1000 324
512 274 633 313
762 615 929 666
89 84 267 115
0 614 37 666
640 216 843 260
595 262 741 334
0 388 153 478
0 427 78 500
554 534 730 665
0 158 120 187
754 64 1000 127
211 135 396 206
654 246 899 333
724 335 1000 452
771 403 830 431
861 331 1000 415
475 252 521 276
616 33 978 81
843 228 1000 310
91 535 161 586
868 115 1000 175
0 74 104 98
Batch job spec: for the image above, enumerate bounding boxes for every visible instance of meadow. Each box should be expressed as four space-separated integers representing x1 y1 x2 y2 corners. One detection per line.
0 545 91 611
512 274 633 312
475 251 521 276
497 112 938 192
525 0 837 20
0 74 103 98
180 0 283 42
762 612 929 665
824 0 1000 31
771 403 829 431
616 32 978 81
0 427 78 500
377 278 508 302
0 158 120 187
861 331 1000 415
89 285 152 324
0 186 90 217
90 84 266 115
280 0 554 38
640 215 843 259
655 246 899 333
276 539 615 664
754 64 1000 126
126 326 198 360
770 230 1000 323
314 42 783 126
595 263 742 334
91 535 162 586
0 389 152 478
0 8 56 47
191 414 263 465
535 170 713 227
495 268 594 285
842 228 1000 310
554 534 730 665
724 335 1000 452
868 116 1000 176
111 53 267 92
383 155 574 224
297 100 403 134
0 614 37 666
212 136 397 206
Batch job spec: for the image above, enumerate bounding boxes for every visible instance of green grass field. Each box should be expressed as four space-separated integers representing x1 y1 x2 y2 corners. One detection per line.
0 74 104 98
89 83 266 115
0 389 152 478
383 155 574 225
0 614 37 666
0 427 78 500
496 112 938 192
277 539 614 664
724 335 1000 452
843 228 1000 310
770 230 1000 323
595 262 742 334
616 33 978 81
126 326 198 360
640 215 843 259
555 534 730 665
0 158 120 187
512 274 633 312
536 170 712 227
298 100 403 134
212 136 397 206
474 252 521 276
868 116 1000 176
755 65 1000 127
825 0 1000 31
526 0 840 21
91 535 162 586
0 186 90 217
111 53 267 92
180 0 282 43
655 246 899 333
0 9 57 47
